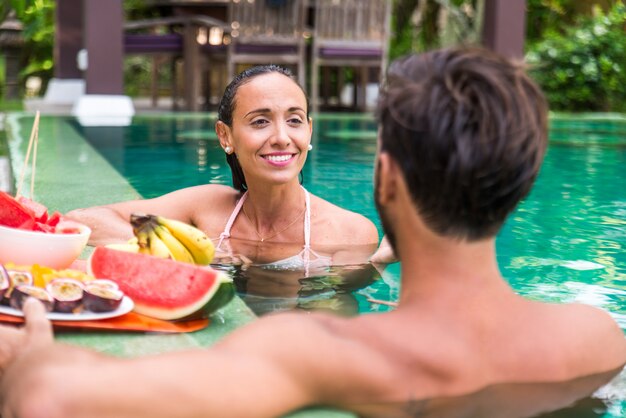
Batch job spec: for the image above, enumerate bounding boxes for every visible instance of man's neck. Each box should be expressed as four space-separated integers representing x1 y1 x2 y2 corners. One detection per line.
396 234 513 308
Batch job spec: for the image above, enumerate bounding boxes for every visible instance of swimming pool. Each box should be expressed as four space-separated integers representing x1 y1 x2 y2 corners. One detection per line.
6 112 626 417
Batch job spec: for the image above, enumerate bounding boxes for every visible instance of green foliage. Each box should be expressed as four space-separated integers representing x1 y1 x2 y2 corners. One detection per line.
0 100 23 112
526 2 626 112
526 0 580 44
526 0 618 44
1 0 55 94
389 0 481 59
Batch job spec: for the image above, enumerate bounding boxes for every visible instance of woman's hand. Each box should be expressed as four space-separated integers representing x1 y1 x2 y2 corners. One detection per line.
369 235 398 265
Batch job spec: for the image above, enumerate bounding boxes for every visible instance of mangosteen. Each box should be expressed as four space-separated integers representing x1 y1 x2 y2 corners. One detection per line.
83 285 124 313
46 278 84 313
0 265 9 300
3 270 34 305
9 285 54 312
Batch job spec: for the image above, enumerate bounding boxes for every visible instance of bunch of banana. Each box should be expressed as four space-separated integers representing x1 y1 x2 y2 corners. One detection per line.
105 213 215 265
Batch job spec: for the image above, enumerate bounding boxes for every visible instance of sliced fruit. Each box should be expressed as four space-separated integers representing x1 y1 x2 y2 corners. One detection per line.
10 285 54 312
54 220 86 235
46 278 84 313
46 211 62 228
0 191 35 229
0 266 9 300
83 285 124 313
3 270 34 304
87 247 235 320
17 196 49 223
87 279 119 291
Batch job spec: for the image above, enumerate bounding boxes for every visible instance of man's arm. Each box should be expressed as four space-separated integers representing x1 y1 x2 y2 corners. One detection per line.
1 310 319 418
1 305 391 418
1 300 398 418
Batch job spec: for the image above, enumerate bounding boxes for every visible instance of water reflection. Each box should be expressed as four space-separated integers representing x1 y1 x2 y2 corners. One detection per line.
210 238 382 316
214 262 381 316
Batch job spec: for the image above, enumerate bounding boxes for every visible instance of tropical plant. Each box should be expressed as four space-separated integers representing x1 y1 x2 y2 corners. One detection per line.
390 0 483 59
1 0 55 92
526 2 626 112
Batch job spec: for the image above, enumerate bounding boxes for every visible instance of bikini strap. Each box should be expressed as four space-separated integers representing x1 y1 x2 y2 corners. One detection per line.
302 186 312 276
216 191 248 250
302 185 311 250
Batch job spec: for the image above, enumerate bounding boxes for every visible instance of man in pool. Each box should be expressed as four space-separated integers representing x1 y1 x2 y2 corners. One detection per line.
0 47 624 418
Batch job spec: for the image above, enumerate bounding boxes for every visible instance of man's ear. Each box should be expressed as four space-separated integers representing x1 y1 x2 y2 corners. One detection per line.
377 152 398 205
215 121 232 150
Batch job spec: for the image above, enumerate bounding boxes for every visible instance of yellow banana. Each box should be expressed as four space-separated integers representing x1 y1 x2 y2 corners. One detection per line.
147 229 173 260
105 242 140 253
153 224 195 264
135 227 152 256
156 216 215 265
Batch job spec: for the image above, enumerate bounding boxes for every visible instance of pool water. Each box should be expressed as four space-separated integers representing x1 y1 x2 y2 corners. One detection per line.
12 113 626 417
74 114 626 325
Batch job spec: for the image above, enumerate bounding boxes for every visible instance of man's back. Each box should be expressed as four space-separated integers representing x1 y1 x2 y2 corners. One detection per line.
301 291 626 407
225 284 624 418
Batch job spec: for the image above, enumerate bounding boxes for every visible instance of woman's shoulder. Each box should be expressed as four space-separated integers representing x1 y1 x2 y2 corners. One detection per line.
169 185 242 230
166 184 240 207
310 194 379 245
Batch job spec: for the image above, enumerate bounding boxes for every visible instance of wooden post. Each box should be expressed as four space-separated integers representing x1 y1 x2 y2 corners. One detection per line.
54 0 83 79
84 0 124 94
482 0 527 59
183 23 201 111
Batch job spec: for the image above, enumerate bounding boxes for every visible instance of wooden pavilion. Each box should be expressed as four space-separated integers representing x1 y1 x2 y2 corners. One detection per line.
51 0 527 112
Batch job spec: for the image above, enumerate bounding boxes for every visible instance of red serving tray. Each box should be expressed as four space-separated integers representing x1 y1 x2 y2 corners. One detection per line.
0 311 209 333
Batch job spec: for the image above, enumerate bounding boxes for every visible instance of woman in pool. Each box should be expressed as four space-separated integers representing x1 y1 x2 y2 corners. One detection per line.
67 65 379 270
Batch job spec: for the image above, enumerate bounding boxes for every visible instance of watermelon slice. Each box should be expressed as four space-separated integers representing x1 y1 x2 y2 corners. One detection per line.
17 196 49 223
0 191 35 229
87 247 235 320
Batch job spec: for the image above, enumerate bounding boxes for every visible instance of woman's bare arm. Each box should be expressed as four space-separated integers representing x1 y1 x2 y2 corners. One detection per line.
65 185 237 246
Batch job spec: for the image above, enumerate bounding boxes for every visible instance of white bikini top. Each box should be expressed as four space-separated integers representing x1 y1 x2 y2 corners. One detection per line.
216 186 331 277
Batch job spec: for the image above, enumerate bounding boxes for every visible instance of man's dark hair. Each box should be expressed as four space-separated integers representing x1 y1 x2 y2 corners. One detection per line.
377 47 548 240
217 65 310 192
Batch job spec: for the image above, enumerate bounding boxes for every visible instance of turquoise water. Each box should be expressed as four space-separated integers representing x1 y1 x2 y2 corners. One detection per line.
73 114 626 328
13 113 626 417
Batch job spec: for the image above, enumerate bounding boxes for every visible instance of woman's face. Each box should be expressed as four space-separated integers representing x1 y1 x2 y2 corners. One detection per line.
220 72 312 188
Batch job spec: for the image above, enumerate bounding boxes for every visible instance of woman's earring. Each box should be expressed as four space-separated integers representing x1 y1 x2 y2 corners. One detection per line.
307 144 313 151
224 146 233 154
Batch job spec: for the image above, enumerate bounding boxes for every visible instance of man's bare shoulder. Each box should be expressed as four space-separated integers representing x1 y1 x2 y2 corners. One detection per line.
514 301 626 379
216 312 400 403
559 303 626 372
309 195 379 245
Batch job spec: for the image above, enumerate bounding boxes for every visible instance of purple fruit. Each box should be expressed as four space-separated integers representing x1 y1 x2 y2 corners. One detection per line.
46 278 84 313
87 279 119 291
0 266 9 300
9 285 54 312
83 285 123 313
2 270 33 305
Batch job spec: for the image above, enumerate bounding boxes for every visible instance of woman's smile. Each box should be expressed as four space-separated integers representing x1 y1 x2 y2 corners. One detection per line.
261 152 297 166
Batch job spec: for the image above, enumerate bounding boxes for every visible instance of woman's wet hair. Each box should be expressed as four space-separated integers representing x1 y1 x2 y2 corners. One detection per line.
217 65 309 192
376 47 548 241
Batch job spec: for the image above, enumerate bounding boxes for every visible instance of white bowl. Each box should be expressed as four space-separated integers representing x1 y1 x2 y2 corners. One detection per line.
0 224 91 269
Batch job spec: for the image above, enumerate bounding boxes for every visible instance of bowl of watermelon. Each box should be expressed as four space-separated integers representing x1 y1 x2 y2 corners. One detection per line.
0 192 91 269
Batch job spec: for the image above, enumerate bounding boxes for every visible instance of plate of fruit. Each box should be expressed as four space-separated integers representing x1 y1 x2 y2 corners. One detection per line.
0 264 133 321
